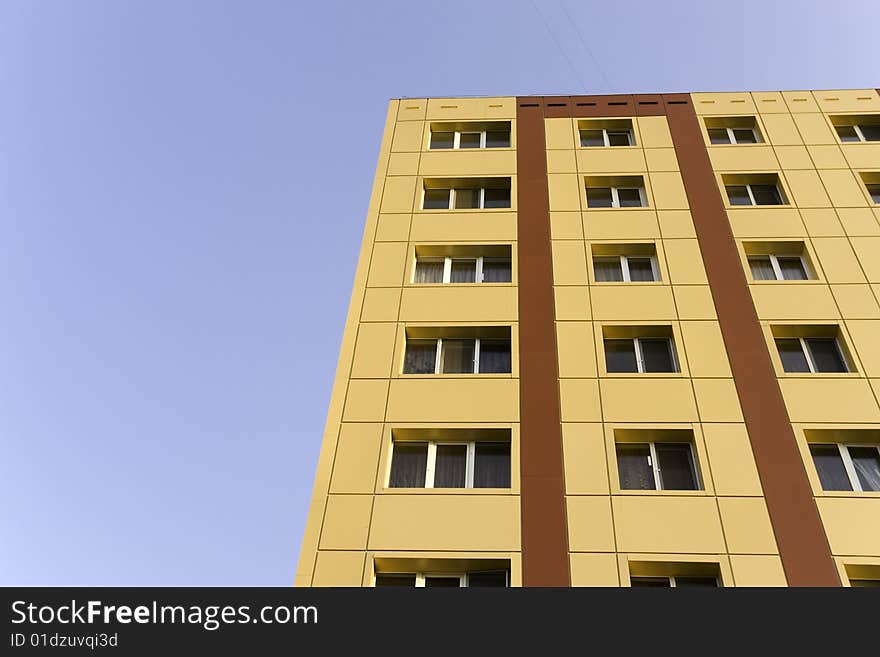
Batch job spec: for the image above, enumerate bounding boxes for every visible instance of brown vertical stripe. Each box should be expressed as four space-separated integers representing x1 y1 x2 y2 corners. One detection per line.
663 95 840 586
515 99 570 586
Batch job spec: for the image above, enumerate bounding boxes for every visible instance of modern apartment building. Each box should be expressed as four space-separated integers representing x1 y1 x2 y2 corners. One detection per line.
296 89 880 587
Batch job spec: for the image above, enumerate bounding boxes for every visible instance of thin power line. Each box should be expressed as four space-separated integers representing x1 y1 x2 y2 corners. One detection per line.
529 0 589 94
559 0 615 94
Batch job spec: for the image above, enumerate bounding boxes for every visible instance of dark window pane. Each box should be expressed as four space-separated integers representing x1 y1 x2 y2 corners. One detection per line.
835 125 860 142
467 571 508 587
423 189 451 209
449 259 477 283
630 577 671 587
751 184 783 205
441 339 475 373
617 188 643 207
607 131 632 146
748 256 776 280
617 443 656 490
732 128 758 144
485 131 510 148
389 443 428 488
594 257 624 282
640 338 676 372
434 444 467 488
675 576 718 587
483 187 511 208
627 257 656 281
375 574 416 586
473 442 511 488
580 129 605 147
777 256 808 280
424 577 461 587
708 128 732 144
454 188 480 209
414 259 444 284
848 446 880 492
605 339 638 373
481 258 511 282
403 339 437 374
809 444 852 491
656 443 699 490
805 338 847 373
586 187 613 208
726 185 752 205
430 132 454 149
478 339 511 373
867 183 880 204
859 124 880 141
850 579 880 587
459 132 481 149
775 338 810 373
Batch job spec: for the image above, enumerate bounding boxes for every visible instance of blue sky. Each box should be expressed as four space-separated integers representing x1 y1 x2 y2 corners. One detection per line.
0 1 876 585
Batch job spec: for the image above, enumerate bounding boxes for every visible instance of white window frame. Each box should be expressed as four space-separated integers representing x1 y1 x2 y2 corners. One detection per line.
713 126 759 145
376 571 509 587
623 337 678 373
631 575 718 587
409 337 499 374
414 256 500 284
595 255 660 282
748 253 809 281
422 187 510 210
639 441 701 490
817 443 880 492
867 182 880 204
430 129 510 150
836 123 876 143
785 336 848 374
580 128 634 147
728 183 782 206
587 186 647 208
393 441 477 489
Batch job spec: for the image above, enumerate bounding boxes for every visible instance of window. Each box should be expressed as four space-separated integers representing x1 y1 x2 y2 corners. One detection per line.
867 183 880 204
577 118 635 147
774 337 848 373
594 255 659 282
388 438 511 489
375 571 509 587
809 444 880 492
403 332 512 374
585 180 647 208
413 255 512 284
616 439 701 491
859 173 880 204
604 337 678 373
704 116 762 145
422 178 511 209
429 122 511 149
726 183 783 206
747 254 808 281
831 115 880 143
630 576 718 587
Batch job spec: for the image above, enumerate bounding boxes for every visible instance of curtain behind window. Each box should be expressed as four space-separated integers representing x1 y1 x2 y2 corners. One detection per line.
389 443 428 488
594 257 623 282
482 258 511 282
434 444 467 488
617 444 655 489
809 445 852 491
403 340 437 374
478 339 511 373
414 259 444 283
473 442 511 488
849 447 880 492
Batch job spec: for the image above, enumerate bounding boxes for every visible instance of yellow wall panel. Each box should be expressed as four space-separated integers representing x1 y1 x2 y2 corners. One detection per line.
800 209 844 237
418 150 516 177
612 497 726 553
816 498 880 556
409 212 518 242
550 211 583 239
556 322 597 378
708 146 779 172
375 213 411 242
760 114 803 145
749 284 839 320
648 171 689 209
396 99 426 121
599 379 698 422
391 121 424 152
832 285 880 320
691 92 757 116
662 239 708 284
312 551 366 587
319 494 373 550
399 287 517 323
554 286 591 320
717 498 778 554
329 424 384 494
569 553 620 586
387 152 420 176
658 210 696 238
368 495 520 551
752 91 786 113
576 149 646 173
779 379 880 423
838 208 880 236
562 423 609 495
425 96 515 120
845 320 880 376
644 148 678 171
367 242 408 287
812 238 867 283
692 378 744 422
351 323 397 378
680 322 731 377
386 379 519 423
818 169 870 207
784 169 831 207
380 175 418 213
729 555 787 586
702 424 763 496
636 116 673 148
342 380 389 422
792 113 836 145
782 91 821 113
727 208 806 238
850 237 880 282
812 89 880 113
807 145 847 169
548 173 583 211
547 149 577 174
361 287 401 322
841 143 880 170
591 285 676 321
559 379 602 422
551 240 588 285
673 286 718 320
544 117 575 149
583 210 661 239
567 497 615 551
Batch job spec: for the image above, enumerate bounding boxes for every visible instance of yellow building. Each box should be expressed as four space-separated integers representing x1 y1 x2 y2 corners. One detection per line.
296 90 880 588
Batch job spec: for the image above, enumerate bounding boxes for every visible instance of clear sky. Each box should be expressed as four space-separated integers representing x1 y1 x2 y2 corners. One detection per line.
0 1 876 585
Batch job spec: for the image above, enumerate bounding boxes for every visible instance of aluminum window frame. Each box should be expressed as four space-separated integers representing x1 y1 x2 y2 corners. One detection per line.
579 127 635 147
748 253 810 281
377 571 510 587
587 186 648 208
715 126 760 145
620 441 702 491
813 443 880 492
429 129 510 150
631 337 678 373
783 336 849 374
836 123 877 143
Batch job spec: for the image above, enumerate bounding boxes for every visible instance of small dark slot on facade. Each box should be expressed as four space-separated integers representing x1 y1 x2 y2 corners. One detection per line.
547 103 567 107
576 102 597 106
667 100 687 105
608 101 628 106
638 101 659 105
519 103 539 107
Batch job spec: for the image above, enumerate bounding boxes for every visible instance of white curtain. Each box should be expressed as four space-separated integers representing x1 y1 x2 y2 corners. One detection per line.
850 447 880 492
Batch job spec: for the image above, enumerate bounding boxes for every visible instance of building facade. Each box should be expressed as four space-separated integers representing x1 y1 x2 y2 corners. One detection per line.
296 90 880 587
